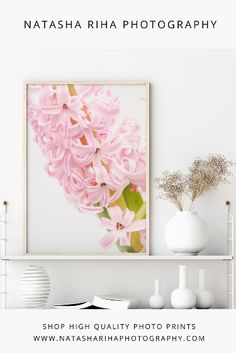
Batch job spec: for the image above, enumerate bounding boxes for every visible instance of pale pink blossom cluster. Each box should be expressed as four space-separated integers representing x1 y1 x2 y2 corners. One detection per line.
28 84 146 249
100 206 146 248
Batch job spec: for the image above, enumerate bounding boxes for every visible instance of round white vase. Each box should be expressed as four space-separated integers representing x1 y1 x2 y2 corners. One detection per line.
20 265 50 309
149 279 165 309
165 211 208 255
171 265 196 309
195 269 214 309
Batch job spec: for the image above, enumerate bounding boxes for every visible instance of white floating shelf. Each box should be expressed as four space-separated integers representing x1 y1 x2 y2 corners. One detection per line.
1 255 233 261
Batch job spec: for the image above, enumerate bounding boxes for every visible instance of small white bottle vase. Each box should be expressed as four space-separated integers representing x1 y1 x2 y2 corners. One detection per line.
149 279 165 309
171 265 196 309
20 265 50 309
196 269 214 309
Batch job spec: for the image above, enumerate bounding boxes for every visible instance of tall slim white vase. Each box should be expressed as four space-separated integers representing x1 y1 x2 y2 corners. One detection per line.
171 265 196 309
196 269 214 309
149 279 165 309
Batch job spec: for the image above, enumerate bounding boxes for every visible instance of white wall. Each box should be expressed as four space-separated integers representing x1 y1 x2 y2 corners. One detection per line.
0 49 236 308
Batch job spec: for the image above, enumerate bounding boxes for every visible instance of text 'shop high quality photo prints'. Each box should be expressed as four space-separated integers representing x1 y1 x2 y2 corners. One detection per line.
26 82 149 254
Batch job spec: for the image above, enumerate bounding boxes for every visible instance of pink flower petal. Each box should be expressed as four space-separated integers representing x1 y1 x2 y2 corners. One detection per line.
56 85 70 106
70 112 88 129
107 206 123 224
39 85 54 106
101 187 110 207
69 98 82 111
126 219 146 232
100 231 118 248
72 154 91 166
119 230 130 246
101 217 116 230
103 137 122 154
122 209 135 227
42 105 61 115
93 165 109 185
109 185 125 203
78 204 103 213
83 128 96 151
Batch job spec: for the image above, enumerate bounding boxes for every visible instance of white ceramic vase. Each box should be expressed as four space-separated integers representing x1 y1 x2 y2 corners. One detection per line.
20 265 50 309
195 269 214 309
149 279 165 309
165 211 208 255
171 265 196 309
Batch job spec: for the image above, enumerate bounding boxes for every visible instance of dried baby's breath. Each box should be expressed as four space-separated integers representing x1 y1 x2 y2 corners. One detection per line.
187 154 233 204
154 171 187 211
154 154 233 211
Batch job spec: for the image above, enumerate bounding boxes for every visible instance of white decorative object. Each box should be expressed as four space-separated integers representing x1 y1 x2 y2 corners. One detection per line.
165 211 208 255
149 279 165 309
20 265 50 308
196 269 214 309
171 265 196 309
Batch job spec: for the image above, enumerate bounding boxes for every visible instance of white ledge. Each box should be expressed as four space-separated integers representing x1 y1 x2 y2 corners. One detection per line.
0 255 233 261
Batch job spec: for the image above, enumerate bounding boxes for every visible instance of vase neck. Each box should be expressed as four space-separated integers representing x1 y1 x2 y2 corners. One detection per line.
179 265 187 289
154 279 160 295
198 269 206 290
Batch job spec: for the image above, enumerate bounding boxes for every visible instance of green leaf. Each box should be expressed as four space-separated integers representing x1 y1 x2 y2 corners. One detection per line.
94 203 110 219
108 194 127 210
122 184 143 212
130 232 144 252
116 240 134 253
135 202 146 220
98 207 110 219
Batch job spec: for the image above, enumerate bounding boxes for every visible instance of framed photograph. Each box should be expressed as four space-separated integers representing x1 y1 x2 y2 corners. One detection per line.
25 81 149 255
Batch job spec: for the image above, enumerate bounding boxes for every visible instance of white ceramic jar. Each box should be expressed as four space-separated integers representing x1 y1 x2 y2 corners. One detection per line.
165 211 208 255
20 265 50 309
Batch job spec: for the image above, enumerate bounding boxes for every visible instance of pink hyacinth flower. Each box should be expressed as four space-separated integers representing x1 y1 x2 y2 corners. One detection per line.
72 133 123 183
100 206 146 249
